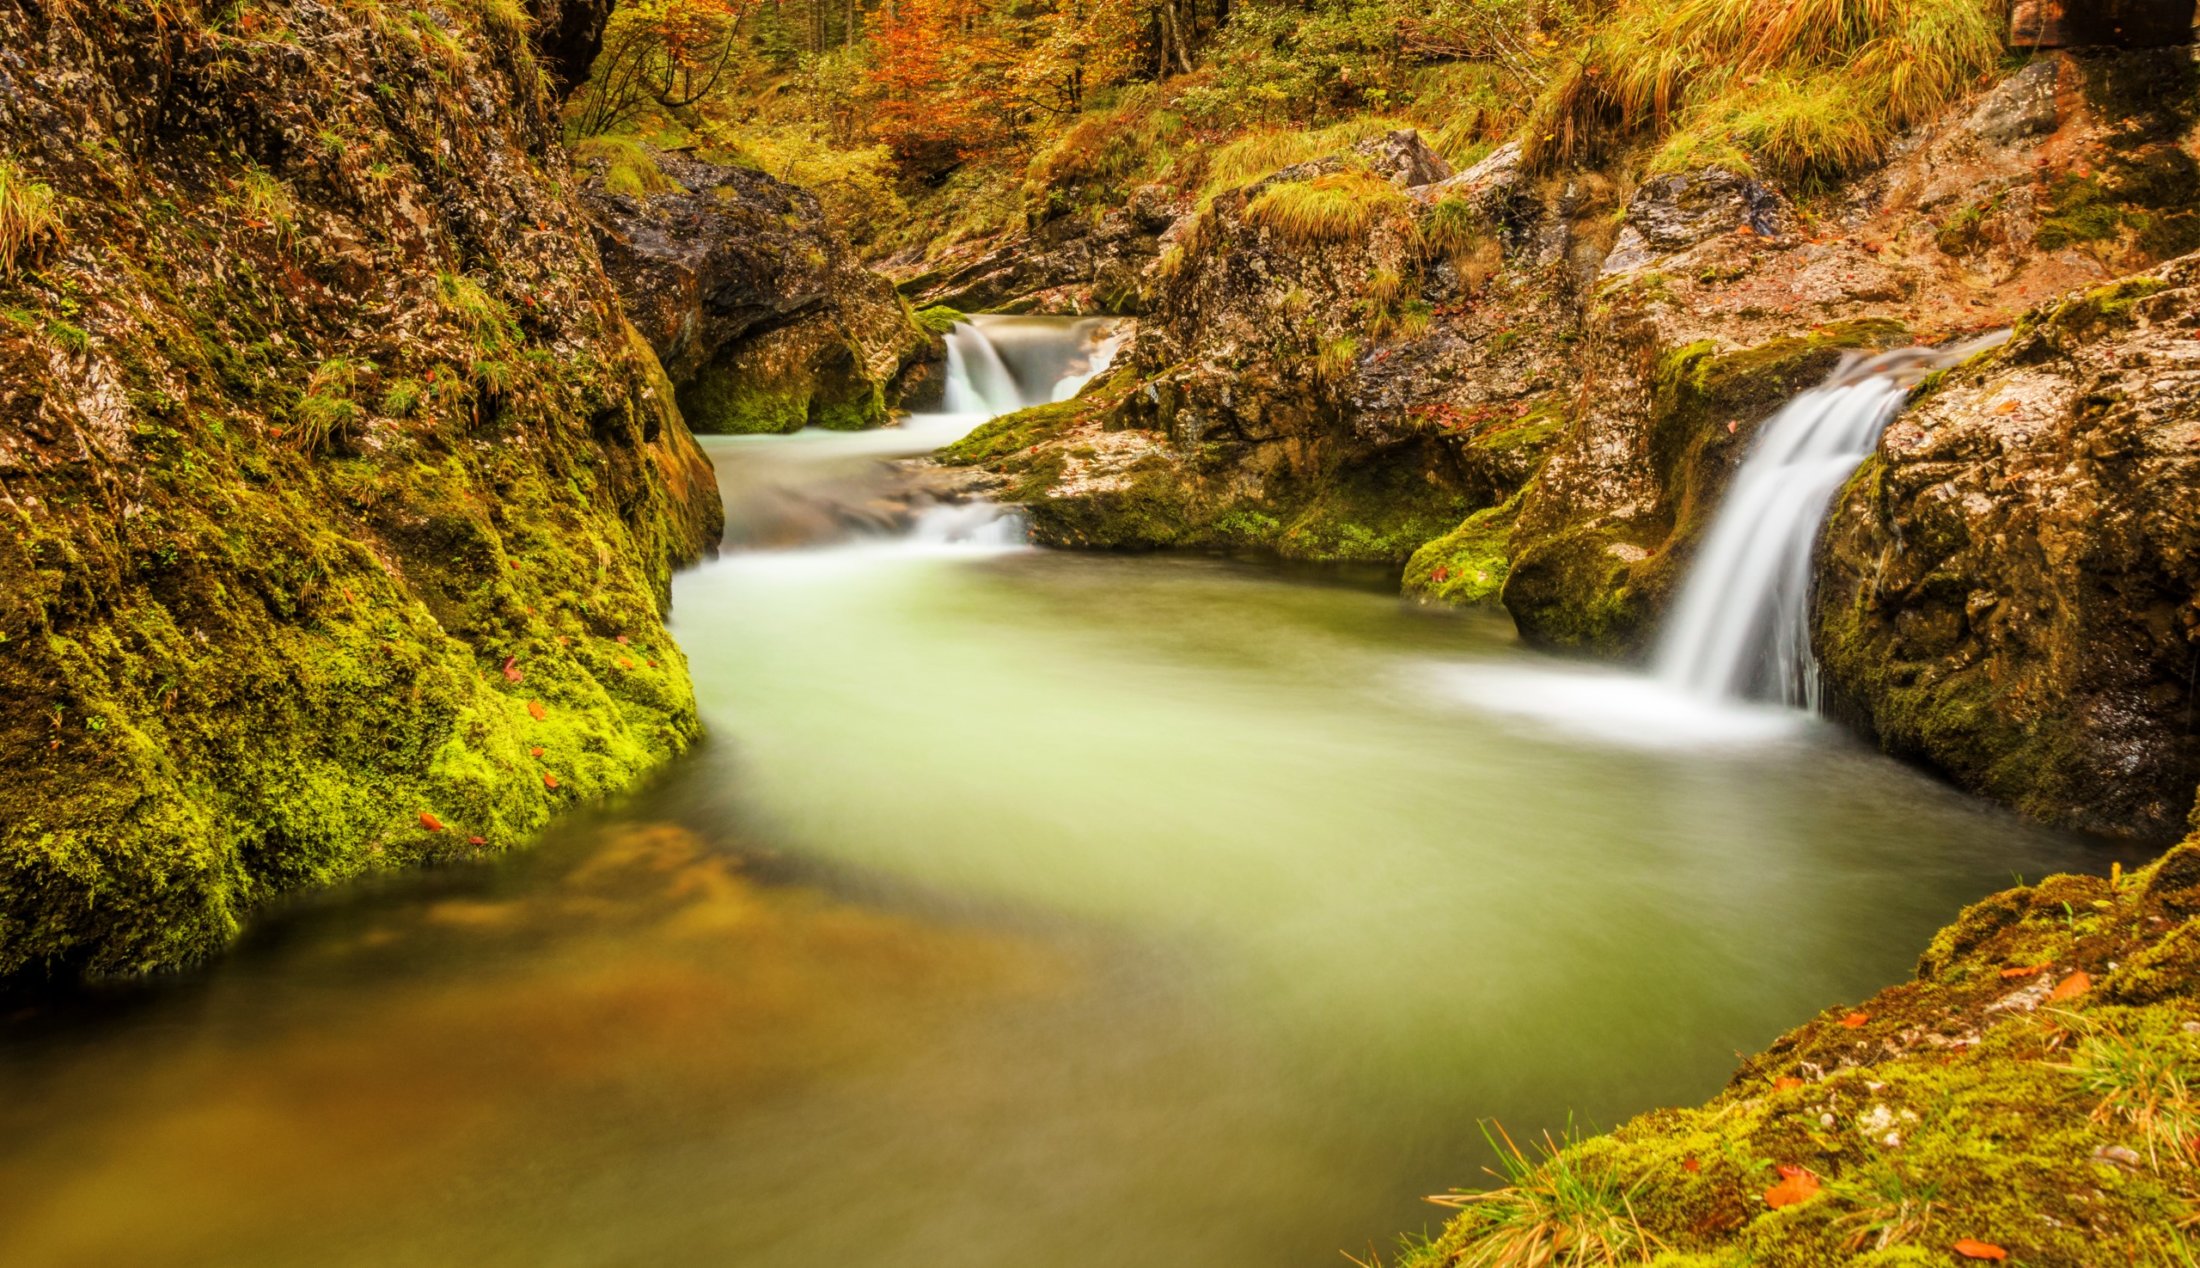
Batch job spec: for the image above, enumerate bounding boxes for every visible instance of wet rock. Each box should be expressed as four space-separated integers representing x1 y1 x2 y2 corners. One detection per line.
1602 169 1791 276
1816 257 2200 839
582 150 927 434
893 190 1181 315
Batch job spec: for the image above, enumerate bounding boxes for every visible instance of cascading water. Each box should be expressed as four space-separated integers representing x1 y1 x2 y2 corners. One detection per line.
719 314 1125 553
943 315 1128 416
1654 339 2004 709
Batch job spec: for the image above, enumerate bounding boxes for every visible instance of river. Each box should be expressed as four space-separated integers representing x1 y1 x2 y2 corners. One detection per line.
0 320 2124 1268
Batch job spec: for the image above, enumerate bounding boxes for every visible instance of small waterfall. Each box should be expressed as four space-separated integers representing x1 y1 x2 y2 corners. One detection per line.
941 315 1125 416
1654 338 2005 708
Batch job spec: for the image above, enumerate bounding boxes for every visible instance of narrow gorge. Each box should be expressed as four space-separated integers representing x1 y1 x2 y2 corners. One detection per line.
4 2 2200 1266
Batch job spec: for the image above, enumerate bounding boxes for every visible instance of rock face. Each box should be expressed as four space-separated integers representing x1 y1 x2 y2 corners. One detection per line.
893 186 1180 315
1817 259 2200 840
525 0 613 96
944 130 1576 564
582 151 929 434
2013 0 2198 48
0 1 721 976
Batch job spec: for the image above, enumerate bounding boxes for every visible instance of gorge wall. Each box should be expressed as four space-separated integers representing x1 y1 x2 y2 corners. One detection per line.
0 0 720 977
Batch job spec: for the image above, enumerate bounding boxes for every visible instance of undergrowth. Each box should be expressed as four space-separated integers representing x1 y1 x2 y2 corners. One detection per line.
0 158 63 276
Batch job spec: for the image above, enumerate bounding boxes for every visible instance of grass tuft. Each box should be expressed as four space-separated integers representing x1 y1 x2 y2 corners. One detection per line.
0 159 64 277
1245 169 1415 247
1423 1122 1665 1268
571 136 686 197
1522 0 2003 182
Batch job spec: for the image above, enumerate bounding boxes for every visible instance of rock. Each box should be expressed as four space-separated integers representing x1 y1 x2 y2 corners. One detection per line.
1965 58 2063 148
0 1 720 977
1815 257 2200 839
1349 129 1453 188
893 196 1179 315
1602 169 1790 276
2014 0 2199 47
581 150 926 433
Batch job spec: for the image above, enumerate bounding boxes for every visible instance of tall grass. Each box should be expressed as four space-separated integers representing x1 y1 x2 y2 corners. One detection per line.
1522 0 2005 181
0 160 63 277
1245 169 1415 246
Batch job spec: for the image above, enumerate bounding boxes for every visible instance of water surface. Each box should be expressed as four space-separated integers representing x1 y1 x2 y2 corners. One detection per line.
0 354 2125 1267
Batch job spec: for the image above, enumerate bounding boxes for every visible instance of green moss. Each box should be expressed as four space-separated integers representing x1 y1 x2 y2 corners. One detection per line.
937 397 1088 465
911 304 966 337
1404 489 1523 607
1403 840 2200 1267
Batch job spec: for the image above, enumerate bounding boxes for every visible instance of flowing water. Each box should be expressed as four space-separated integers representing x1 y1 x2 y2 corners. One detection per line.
0 322 2125 1268
1654 341 2007 708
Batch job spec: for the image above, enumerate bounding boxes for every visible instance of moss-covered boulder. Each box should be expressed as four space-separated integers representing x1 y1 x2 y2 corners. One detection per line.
580 146 928 434
1816 259 2200 841
0 0 721 977
1402 837 2200 1268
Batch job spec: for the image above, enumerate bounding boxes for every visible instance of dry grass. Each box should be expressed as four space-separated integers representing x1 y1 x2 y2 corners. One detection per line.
1202 117 1408 198
1245 169 1414 246
570 136 685 197
2059 1014 2200 1172
0 159 63 277
1522 0 2004 181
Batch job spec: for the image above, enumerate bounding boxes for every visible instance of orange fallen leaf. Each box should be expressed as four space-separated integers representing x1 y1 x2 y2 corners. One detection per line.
1840 1012 1870 1028
615 634 630 645
1953 1239 2009 1260
526 700 546 721
1682 1157 1702 1173
618 657 635 670
1773 1076 1806 1093
1764 1166 1820 1209
501 655 523 684
543 773 560 790
419 811 445 832
467 835 486 846
1994 399 2019 415
1999 964 2048 979
2047 970 2092 1003
529 746 544 758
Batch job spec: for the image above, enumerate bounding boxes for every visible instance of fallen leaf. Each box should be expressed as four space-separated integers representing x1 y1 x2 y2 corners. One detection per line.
1999 964 2048 979
1682 1157 1702 1173
543 773 559 790
615 634 630 645
1840 1012 1869 1028
467 835 486 846
1953 1239 2009 1260
419 811 446 832
1764 1166 1820 1209
530 746 544 758
2047 970 2093 1003
618 657 635 670
501 655 523 684
1773 1076 1806 1093
526 700 546 721
1994 399 2019 415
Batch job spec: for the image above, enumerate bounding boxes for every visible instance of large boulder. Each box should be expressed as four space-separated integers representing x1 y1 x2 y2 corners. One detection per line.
0 1 720 977
581 149 928 433
1816 257 2200 840
893 184 1182 315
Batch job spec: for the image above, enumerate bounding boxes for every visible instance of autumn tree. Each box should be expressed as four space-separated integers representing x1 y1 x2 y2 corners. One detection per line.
571 0 761 137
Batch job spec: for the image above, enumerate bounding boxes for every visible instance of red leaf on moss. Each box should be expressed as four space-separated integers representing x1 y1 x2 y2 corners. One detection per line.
615 634 630 645
543 773 559 790
419 812 446 832
1840 1012 1869 1028
468 835 486 846
501 656 523 684
1953 1239 2009 1260
1764 1166 1820 1209
1682 1157 1701 1173
618 657 635 670
526 700 546 721
530 746 544 758
1999 964 2048 979
1773 1076 1805 1093
2047 970 2093 1003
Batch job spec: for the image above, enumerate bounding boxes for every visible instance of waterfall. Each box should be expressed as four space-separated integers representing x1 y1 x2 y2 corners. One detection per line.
941 315 1125 416
1653 338 2005 708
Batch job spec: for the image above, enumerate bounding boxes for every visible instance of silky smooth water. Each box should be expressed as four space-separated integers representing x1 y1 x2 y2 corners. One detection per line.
0 327 2121 1268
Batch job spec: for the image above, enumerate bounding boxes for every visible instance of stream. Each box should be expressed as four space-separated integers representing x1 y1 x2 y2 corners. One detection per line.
0 320 2128 1268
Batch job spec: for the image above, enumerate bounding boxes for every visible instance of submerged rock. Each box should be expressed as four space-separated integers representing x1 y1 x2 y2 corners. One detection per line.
0 1 720 977
581 149 928 434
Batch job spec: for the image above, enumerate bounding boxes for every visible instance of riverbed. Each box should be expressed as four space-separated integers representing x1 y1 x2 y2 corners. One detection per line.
0 326 2123 1268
